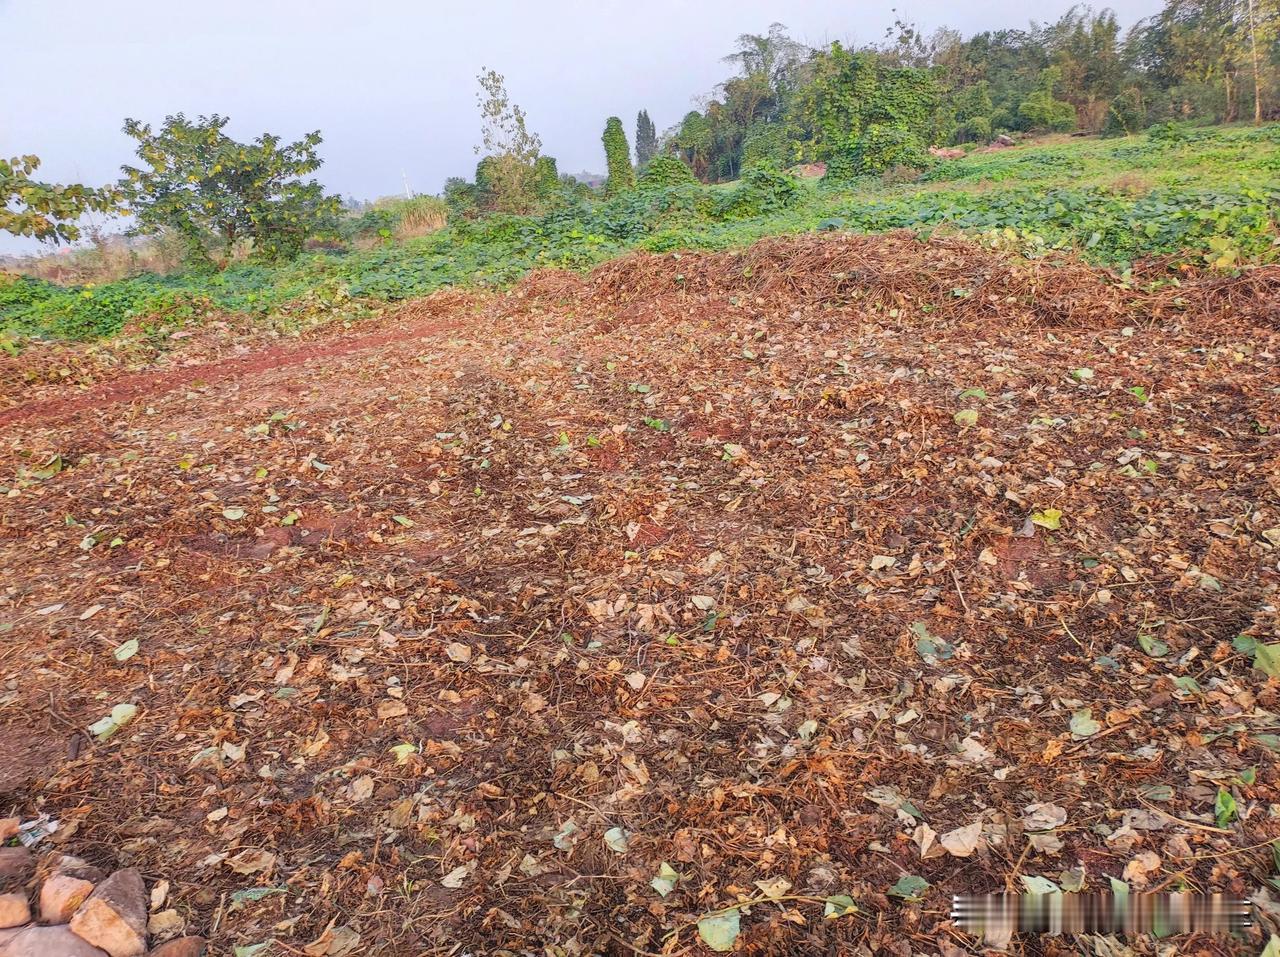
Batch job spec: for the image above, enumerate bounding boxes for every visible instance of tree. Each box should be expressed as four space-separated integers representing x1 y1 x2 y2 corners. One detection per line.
1018 66 1079 130
674 111 713 178
635 110 658 169
602 116 635 195
119 114 338 265
474 67 545 213
1 155 118 244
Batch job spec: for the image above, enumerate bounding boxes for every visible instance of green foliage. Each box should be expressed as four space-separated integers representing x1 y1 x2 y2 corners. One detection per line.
741 122 790 170
7 125 1278 345
602 117 635 196
635 110 658 169
473 68 546 214
794 45 941 162
675 111 713 179
1 155 119 244
1018 68 1078 132
714 167 802 218
637 155 698 190
118 114 339 265
850 125 931 175
1147 121 1193 144
952 82 995 143
1103 89 1148 138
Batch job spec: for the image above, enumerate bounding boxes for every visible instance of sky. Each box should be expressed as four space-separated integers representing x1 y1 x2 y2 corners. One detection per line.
1 0 1163 254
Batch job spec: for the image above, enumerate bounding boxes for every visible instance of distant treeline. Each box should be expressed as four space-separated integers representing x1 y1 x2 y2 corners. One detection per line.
658 1 1277 183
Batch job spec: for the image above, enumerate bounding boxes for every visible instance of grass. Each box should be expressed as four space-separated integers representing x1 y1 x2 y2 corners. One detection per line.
3 122 1278 344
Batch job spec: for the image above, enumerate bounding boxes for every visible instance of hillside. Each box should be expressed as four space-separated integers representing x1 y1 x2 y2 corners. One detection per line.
2 233 1279 954
2 124 1278 350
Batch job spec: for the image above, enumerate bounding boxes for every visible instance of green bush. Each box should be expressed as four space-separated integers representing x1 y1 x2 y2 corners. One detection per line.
1103 90 1147 138
851 125 930 175
741 123 790 171
637 155 699 190
714 167 802 218
1147 121 1192 145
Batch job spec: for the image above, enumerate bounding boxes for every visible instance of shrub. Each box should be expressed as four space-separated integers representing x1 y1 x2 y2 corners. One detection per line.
1147 121 1191 145
637 155 698 190
1102 89 1147 138
378 195 449 237
851 125 930 175
442 176 479 220
741 123 790 171
714 167 802 218
119 114 340 265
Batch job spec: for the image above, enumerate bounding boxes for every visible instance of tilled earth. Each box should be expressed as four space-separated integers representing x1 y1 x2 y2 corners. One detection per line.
2 233 1280 956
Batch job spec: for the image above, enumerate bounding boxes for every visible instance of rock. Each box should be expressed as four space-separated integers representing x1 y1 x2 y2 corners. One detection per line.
0 821 17 842
68 869 147 957
0 849 33 888
41 854 107 885
147 937 207 957
145 909 184 940
0 893 30 929
995 133 1016 146
0 923 111 956
41 874 96 924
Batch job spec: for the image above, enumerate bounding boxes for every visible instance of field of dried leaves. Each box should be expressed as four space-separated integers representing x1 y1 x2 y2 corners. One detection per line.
2 233 1280 956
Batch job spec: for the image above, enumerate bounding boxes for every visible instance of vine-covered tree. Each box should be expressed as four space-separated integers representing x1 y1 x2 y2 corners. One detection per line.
601 116 635 195
119 114 339 265
1 155 118 244
635 110 657 169
474 67 546 213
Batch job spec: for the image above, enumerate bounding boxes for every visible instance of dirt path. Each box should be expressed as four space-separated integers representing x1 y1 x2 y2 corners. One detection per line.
0 312 464 429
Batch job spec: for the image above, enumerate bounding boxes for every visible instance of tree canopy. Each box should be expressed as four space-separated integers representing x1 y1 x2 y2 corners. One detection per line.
119 114 339 265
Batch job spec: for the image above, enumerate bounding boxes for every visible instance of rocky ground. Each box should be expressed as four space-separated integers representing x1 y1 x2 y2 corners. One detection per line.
1 233 1279 955
0 815 203 956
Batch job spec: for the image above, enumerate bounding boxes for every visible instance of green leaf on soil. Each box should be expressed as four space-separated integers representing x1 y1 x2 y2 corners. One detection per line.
1020 875 1061 895
1070 708 1101 738
112 638 139 662
823 894 858 918
696 910 740 952
1138 633 1169 657
650 862 679 897
1031 508 1062 530
888 875 929 900
1215 787 1237 827
1255 643 1280 678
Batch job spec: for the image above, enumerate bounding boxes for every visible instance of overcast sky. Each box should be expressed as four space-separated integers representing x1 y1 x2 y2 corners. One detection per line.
2 0 1163 254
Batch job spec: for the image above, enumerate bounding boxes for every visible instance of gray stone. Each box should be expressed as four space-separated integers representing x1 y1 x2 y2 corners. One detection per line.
0 923 111 956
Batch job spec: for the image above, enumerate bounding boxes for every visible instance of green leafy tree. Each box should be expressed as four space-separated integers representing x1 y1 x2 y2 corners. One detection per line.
792 44 941 162
635 110 658 169
602 116 635 195
1 155 118 244
674 111 713 178
474 67 545 213
119 114 338 265
1018 67 1079 130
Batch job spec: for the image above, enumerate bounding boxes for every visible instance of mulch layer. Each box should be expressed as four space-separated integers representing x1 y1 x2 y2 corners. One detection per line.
2 232 1279 956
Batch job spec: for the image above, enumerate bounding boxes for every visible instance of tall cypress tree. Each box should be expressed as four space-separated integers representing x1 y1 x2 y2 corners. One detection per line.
601 116 635 195
635 109 658 169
